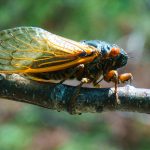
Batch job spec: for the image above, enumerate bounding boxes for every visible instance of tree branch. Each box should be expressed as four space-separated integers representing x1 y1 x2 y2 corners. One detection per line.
0 74 150 114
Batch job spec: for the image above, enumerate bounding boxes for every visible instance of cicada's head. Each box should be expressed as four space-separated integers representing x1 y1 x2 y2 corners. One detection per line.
81 40 128 71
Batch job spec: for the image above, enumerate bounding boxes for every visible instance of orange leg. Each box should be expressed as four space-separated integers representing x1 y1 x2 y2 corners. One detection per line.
104 70 119 104
118 73 133 84
104 70 133 104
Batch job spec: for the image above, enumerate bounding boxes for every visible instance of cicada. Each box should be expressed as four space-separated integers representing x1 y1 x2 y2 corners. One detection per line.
0 27 132 113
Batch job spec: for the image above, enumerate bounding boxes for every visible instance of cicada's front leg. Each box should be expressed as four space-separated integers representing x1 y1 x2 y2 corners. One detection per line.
118 73 133 84
104 70 133 104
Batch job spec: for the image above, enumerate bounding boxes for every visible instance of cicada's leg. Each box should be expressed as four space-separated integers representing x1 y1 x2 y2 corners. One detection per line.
52 64 85 114
104 70 133 104
93 78 103 88
67 78 91 115
118 73 133 84
104 70 120 104
117 73 133 103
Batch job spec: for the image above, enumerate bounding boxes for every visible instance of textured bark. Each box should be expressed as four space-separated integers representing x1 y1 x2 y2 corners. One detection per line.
0 74 149 114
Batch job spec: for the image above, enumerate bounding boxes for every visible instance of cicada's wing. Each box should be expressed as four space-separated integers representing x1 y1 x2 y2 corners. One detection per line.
0 27 97 74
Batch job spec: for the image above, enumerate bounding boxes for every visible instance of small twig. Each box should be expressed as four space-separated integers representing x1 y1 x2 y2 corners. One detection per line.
0 74 150 114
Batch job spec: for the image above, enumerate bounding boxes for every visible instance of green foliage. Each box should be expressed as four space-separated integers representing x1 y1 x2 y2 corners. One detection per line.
0 124 33 150
0 0 150 41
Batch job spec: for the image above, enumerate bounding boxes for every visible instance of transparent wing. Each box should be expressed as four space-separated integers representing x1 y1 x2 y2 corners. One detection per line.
0 27 96 73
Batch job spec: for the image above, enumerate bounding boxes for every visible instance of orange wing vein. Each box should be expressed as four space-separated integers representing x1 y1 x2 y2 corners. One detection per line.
0 27 98 74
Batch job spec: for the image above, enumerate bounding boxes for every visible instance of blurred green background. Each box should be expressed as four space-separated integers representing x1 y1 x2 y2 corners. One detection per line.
0 0 150 150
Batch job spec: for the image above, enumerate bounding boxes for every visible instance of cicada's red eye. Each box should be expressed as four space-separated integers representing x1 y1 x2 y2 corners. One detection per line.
109 47 120 57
